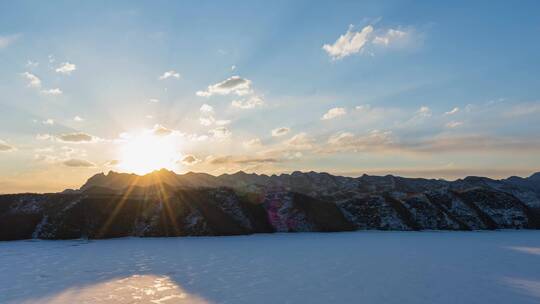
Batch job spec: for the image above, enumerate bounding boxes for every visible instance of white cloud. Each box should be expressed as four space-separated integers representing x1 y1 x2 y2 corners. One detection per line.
417 106 432 118
198 103 230 126
63 158 95 168
399 135 540 154
464 104 475 113
41 88 63 96
243 138 262 148
181 155 201 165
148 98 159 103
55 62 77 75
324 130 394 153
196 76 252 97
200 104 214 113
323 25 374 60
373 29 408 46
152 124 173 136
21 72 41 88
0 140 15 152
104 160 120 167
26 60 39 68
444 107 460 115
42 119 54 125
187 134 209 142
231 95 264 109
323 24 417 59
199 104 215 126
73 116 84 122
57 132 97 143
199 115 231 127
272 127 290 137
208 155 279 166
286 132 314 150
159 70 180 80
36 133 52 141
507 102 540 117
355 104 371 111
34 146 89 164
215 119 231 126
199 117 214 126
322 107 347 120
445 121 464 128
21 71 63 96
209 126 231 139
398 106 433 127
327 132 355 145
0 34 19 49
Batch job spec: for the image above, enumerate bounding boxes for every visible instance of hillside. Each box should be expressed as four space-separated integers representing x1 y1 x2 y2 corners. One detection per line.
1 170 539 240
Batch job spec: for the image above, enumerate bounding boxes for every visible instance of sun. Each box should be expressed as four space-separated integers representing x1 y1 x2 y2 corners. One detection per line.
118 132 180 175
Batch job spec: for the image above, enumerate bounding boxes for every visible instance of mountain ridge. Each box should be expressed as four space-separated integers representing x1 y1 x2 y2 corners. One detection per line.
80 169 540 189
1 169 539 241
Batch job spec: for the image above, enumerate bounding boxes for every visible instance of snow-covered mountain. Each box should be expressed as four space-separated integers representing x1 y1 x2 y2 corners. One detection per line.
1 170 539 240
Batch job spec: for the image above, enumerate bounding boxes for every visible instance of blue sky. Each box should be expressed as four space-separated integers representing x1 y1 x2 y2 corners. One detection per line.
1 1 540 192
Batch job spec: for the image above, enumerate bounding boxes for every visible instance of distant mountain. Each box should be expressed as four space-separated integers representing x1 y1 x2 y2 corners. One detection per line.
1 170 539 240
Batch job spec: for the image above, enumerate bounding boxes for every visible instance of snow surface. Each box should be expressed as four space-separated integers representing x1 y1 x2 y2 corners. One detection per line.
1 231 540 303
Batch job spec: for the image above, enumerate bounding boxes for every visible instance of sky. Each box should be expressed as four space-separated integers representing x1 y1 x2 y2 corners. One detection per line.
1 0 540 193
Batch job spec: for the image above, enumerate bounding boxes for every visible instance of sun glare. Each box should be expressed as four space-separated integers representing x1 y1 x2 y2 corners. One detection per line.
118 132 179 175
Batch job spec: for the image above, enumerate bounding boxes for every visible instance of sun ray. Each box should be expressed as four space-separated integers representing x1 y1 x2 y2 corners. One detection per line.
153 173 181 236
96 176 141 238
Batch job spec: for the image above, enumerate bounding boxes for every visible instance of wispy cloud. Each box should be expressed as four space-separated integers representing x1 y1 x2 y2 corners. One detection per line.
63 158 95 167
272 127 290 137
286 132 314 150
152 124 174 136
196 76 252 97
444 107 460 115
243 138 262 148
55 62 77 75
42 119 55 125
198 104 230 126
231 95 264 109
322 107 347 120
57 132 98 143
22 72 63 95
104 160 120 167
445 121 463 128
26 60 39 68
323 25 416 60
507 102 540 117
400 135 540 154
0 140 16 152
200 104 214 113
373 28 409 46
209 126 231 139
181 154 201 165
323 130 394 153
158 70 180 80
199 117 214 126
208 155 279 165
40 88 63 96
323 25 374 60
21 72 41 88
400 106 431 126
416 106 432 118
0 34 20 49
